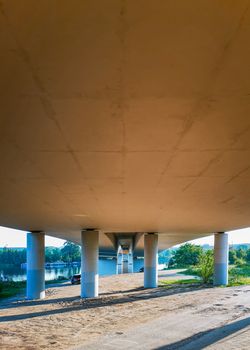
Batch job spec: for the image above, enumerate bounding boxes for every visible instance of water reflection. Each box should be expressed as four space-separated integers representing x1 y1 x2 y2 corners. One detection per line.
0 258 144 282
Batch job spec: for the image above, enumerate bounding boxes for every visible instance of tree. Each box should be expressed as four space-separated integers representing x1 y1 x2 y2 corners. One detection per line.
0 248 26 265
158 249 172 264
246 249 250 263
198 250 214 283
168 257 175 268
172 243 203 267
45 247 62 262
229 249 237 265
61 241 81 263
236 248 247 260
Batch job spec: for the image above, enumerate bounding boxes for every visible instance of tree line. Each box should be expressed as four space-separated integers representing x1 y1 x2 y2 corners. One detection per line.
161 244 250 284
0 241 81 265
168 243 250 268
167 243 250 284
1 241 250 269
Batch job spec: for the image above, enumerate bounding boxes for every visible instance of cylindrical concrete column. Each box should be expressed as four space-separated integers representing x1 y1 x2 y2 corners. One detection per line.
214 232 228 285
81 230 99 298
144 233 158 288
27 231 45 299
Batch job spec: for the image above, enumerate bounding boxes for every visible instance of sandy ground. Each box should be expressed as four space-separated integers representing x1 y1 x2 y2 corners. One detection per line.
0 270 249 350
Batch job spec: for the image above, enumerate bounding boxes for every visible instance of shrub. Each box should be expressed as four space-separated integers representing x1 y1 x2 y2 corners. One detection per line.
0 281 26 299
197 250 214 284
168 258 175 268
235 258 246 267
171 243 203 267
229 250 237 265
246 249 250 263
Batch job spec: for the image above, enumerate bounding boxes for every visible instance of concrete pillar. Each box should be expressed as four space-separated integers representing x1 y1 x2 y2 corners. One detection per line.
214 232 228 285
116 237 133 274
26 231 45 299
81 230 99 298
144 233 158 288
117 251 123 274
127 252 133 273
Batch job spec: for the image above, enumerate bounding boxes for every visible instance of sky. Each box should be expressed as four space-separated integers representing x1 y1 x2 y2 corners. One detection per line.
0 226 249 248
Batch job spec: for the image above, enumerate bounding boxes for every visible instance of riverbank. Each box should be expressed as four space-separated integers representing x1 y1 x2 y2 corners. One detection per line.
0 277 68 300
0 270 250 349
0 259 144 282
0 281 26 299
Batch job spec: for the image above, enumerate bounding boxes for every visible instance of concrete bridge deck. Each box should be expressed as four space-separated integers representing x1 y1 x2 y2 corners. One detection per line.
0 0 249 249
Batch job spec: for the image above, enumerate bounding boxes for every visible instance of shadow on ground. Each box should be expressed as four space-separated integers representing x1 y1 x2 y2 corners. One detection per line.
155 316 250 350
0 284 207 323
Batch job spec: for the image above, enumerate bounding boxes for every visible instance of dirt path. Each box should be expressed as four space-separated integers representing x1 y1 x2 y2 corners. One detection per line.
0 271 249 349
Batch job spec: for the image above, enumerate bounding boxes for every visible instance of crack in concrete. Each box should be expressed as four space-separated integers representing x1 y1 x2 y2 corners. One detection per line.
0 0 106 221
156 1 250 194
226 165 250 184
220 196 235 204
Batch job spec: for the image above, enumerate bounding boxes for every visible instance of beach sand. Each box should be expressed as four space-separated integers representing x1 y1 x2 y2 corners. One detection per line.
0 270 249 349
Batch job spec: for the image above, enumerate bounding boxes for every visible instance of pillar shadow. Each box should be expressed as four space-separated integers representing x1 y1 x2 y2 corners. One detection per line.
155 316 250 350
99 286 145 296
0 287 147 310
0 284 207 322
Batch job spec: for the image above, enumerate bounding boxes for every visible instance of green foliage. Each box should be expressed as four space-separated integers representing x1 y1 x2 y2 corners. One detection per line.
0 278 68 299
180 251 214 284
246 249 250 263
0 281 26 299
168 257 175 268
181 254 250 287
229 248 250 266
61 241 81 263
158 249 172 264
229 249 237 265
0 241 81 265
160 279 200 287
197 250 214 284
171 243 203 267
235 258 246 267
45 247 62 262
0 248 26 265
229 264 250 277
228 275 250 287
236 248 247 260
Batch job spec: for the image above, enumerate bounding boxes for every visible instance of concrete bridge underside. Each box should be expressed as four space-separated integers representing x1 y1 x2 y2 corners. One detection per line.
0 1 250 297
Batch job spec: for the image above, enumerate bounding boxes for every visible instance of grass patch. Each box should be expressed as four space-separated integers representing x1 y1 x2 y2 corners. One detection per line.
227 264 250 287
229 264 250 277
160 276 250 288
179 264 250 287
227 276 250 287
0 281 26 299
0 276 68 299
160 278 201 287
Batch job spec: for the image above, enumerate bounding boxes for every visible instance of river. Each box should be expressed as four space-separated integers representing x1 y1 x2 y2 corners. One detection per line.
0 258 144 282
